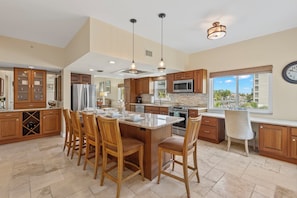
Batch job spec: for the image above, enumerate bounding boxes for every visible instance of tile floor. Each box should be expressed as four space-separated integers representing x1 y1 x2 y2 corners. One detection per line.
0 136 296 198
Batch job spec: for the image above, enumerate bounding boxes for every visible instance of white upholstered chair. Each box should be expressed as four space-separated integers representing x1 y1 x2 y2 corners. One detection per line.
224 110 255 156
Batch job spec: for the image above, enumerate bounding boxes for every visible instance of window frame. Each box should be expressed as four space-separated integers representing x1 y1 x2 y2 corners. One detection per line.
208 65 273 114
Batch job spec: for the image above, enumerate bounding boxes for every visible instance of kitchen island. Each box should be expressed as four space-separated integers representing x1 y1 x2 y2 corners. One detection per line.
113 113 184 180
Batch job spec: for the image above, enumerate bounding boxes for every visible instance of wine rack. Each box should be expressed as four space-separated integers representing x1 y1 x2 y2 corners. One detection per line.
22 111 40 136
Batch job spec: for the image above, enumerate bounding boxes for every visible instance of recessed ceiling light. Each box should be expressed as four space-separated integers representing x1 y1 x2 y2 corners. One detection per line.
28 66 34 69
109 60 116 64
89 68 94 71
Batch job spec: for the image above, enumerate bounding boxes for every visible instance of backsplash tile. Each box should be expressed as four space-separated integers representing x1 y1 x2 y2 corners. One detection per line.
141 93 208 107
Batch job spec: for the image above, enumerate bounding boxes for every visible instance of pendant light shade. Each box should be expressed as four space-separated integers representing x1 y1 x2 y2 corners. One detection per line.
207 22 226 40
158 13 166 72
129 18 137 74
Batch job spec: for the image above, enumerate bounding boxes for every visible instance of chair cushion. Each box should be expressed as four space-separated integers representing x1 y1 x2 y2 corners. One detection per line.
122 137 144 152
158 136 184 152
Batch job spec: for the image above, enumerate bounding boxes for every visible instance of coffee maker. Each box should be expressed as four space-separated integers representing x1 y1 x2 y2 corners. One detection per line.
136 96 142 103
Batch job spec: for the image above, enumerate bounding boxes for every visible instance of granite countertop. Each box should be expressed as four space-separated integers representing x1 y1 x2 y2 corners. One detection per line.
129 103 207 110
130 103 172 107
0 107 62 113
201 112 297 127
99 111 184 130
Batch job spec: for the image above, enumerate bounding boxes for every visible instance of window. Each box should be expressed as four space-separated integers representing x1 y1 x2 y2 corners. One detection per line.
209 65 272 113
154 80 169 101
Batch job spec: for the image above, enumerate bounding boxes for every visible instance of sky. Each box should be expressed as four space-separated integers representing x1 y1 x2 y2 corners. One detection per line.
213 75 254 94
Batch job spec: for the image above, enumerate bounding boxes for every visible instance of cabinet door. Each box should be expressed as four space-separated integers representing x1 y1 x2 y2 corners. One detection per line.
136 77 152 95
290 128 297 159
193 69 207 93
159 107 168 115
0 112 21 140
42 110 61 134
32 70 46 103
14 68 31 104
124 79 136 111
259 124 288 157
166 74 174 93
188 109 198 117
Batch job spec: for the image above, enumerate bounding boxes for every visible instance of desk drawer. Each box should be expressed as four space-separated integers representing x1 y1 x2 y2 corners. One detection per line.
199 125 217 140
201 116 218 127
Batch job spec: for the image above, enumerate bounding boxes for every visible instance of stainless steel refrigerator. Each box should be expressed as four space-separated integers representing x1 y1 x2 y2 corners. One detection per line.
71 84 96 111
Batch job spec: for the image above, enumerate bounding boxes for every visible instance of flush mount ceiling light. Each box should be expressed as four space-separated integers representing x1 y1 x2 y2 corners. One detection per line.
158 13 166 72
207 22 226 40
129 18 137 74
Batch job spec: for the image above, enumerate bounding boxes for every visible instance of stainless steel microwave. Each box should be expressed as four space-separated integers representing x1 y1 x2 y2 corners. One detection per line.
173 79 193 93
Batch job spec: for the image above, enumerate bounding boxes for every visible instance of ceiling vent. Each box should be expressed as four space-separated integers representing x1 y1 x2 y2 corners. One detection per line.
145 50 153 57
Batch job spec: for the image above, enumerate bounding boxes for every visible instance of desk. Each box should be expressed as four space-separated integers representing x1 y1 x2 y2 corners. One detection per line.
99 113 184 180
200 112 297 164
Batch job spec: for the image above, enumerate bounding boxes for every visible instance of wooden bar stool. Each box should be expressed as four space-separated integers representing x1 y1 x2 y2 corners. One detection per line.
70 111 86 166
81 112 102 179
62 109 73 156
97 115 144 198
157 116 202 198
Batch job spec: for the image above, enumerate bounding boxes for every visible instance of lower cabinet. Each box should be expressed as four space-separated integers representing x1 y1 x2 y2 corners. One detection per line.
145 106 160 114
0 109 61 144
199 116 225 143
259 124 297 164
289 127 297 159
42 109 61 135
259 124 288 157
0 112 21 141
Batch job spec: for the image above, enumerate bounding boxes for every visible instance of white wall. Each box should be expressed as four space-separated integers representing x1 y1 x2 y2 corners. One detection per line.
189 27 297 121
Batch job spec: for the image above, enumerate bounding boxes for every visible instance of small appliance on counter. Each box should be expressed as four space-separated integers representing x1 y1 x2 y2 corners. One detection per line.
150 96 155 104
136 96 142 103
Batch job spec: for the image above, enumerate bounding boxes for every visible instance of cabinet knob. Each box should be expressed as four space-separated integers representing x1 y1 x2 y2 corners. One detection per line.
260 125 263 128
293 139 296 142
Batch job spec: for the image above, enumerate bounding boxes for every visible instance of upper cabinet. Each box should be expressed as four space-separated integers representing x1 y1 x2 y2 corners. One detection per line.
135 77 153 95
166 73 174 93
193 69 207 94
174 71 194 80
14 68 46 109
71 73 91 84
124 78 136 111
166 69 207 94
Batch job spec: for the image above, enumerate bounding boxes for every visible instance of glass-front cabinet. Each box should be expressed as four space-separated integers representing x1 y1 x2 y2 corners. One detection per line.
14 68 46 109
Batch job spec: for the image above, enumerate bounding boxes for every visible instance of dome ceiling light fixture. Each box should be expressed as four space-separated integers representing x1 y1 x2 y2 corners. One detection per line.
129 18 137 74
207 21 226 40
158 13 166 72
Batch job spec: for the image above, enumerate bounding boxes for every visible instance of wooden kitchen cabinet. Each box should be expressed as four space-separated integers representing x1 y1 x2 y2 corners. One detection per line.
124 79 136 111
174 71 193 80
145 106 160 114
188 109 198 117
289 127 297 159
193 69 207 93
259 124 288 157
14 68 46 109
199 116 225 143
71 73 91 84
159 107 169 115
166 73 174 93
41 109 61 135
0 112 21 142
135 77 153 95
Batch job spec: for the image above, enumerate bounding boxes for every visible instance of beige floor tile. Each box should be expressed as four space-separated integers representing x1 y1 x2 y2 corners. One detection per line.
0 136 296 198
212 173 255 198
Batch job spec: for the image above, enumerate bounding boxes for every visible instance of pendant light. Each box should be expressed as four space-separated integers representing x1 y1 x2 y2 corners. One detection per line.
129 18 137 74
158 13 166 72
